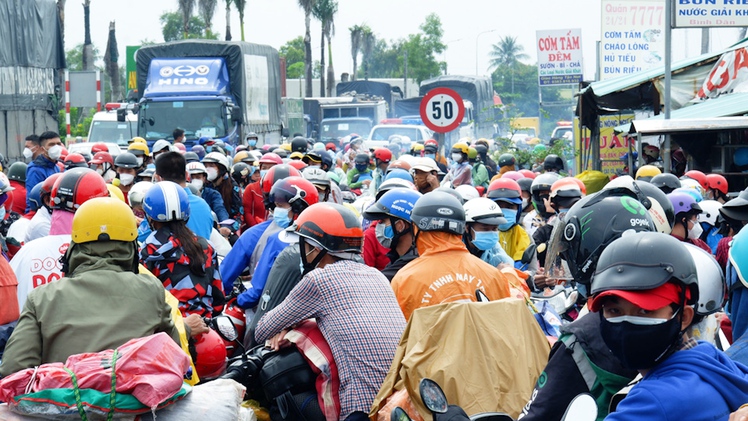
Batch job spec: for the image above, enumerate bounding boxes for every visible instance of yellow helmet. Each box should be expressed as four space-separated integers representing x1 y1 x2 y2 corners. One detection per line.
451 142 469 155
280 143 292 152
635 164 662 181
106 184 125 202
411 144 424 152
128 142 150 157
289 151 305 160
129 136 147 145
233 150 251 164
72 197 138 243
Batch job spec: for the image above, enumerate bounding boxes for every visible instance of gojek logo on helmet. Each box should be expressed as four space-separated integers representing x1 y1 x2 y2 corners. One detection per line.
621 196 650 227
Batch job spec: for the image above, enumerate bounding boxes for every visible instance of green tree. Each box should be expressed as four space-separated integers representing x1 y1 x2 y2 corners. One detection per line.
489 36 530 95
312 0 337 97
287 62 304 78
361 25 375 80
198 0 218 38
349 24 363 80
160 11 217 42
66 43 101 71
280 36 305 67
233 0 246 40
177 0 196 39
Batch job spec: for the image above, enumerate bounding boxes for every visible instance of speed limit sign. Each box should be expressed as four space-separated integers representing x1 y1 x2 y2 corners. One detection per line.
419 87 465 133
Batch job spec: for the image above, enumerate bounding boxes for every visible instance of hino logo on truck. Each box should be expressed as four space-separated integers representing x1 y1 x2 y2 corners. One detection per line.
157 65 211 86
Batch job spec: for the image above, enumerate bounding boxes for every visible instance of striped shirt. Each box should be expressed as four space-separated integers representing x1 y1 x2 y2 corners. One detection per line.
255 259 406 420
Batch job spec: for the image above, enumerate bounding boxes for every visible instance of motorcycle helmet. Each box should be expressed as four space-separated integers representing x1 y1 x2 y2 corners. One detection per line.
114 152 140 169
268 176 319 215
705 173 728 196
191 145 206 160
720 189 748 222
463 197 507 226
71 197 138 244
202 152 231 173
487 178 522 205
635 165 662 182
260 164 302 196
388 159 412 173
531 172 562 217
601 176 675 234
698 200 722 227
64 153 88 170
650 173 681 194
374 148 393 164
50 168 109 212
8 162 27 183
501 171 524 181
384 169 414 184
498 153 516 168
293 202 364 253
682 170 709 191
143 181 190 222
259 152 283 166
455 185 480 202
291 136 308 153
128 181 154 209
90 142 109 154
682 242 726 316
410 191 466 235
27 183 43 211
519 169 537 179
194 330 228 380
232 162 253 186
375 178 417 200
543 154 564 172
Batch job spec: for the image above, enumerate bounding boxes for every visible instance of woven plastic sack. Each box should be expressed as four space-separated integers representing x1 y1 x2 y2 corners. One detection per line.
139 379 249 421
575 170 610 194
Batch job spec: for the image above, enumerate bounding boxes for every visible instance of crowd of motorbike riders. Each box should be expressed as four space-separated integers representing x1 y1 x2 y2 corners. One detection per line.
0 129 747 420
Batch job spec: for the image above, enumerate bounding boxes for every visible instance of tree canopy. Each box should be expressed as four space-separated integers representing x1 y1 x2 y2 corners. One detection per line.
160 11 218 42
280 36 305 78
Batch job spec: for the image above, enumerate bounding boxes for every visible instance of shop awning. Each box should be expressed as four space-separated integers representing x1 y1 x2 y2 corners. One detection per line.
624 116 748 136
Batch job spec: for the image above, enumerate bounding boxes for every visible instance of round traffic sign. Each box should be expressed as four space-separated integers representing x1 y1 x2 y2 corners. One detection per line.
419 88 466 133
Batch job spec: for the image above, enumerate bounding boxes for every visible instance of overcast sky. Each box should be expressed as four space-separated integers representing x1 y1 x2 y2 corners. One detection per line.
64 0 744 81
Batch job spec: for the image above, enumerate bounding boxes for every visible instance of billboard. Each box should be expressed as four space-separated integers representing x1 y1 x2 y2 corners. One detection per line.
674 1 748 28
600 0 665 80
575 114 636 175
126 46 140 91
536 29 584 86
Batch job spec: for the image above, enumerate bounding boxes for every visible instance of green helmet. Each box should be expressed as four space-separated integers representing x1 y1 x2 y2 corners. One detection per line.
468 147 478 160
8 162 27 183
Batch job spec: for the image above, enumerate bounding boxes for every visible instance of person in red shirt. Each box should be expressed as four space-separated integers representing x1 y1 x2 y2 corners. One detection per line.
242 153 282 228
7 162 27 216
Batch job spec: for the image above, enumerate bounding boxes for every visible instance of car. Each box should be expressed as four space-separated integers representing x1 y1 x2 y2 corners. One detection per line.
365 123 434 150
67 142 122 158
86 106 138 150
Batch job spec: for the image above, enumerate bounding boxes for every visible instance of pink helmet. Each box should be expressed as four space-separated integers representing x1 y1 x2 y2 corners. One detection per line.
501 171 525 181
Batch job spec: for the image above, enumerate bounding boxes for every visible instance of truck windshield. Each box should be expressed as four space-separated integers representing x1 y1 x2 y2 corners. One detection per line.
321 120 372 141
140 100 226 141
370 127 423 141
89 121 136 146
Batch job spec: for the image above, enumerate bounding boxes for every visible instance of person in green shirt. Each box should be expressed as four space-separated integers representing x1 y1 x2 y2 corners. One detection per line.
469 147 489 189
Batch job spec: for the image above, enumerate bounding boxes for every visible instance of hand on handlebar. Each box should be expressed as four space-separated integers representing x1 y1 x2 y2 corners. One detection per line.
267 329 291 351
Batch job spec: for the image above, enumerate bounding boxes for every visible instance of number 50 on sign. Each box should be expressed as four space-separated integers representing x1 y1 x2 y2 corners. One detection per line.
420 87 466 133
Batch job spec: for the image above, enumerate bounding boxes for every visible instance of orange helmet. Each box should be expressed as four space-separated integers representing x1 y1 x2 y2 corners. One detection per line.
388 159 412 172
288 160 308 171
571 177 587 195
194 330 227 380
550 178 583 201
293 203 364 253
260 164 301 195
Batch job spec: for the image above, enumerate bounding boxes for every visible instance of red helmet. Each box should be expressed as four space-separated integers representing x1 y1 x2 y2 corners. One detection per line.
59 146 69 160
260 164 301 195
288 160 308 171
294 203 364 253
682 170 708 191
41 173 63 199
64 153 87 169
326 142 336 151
258 152 283 166
194 330 227 380
51 168 109 212
501 171 524 181
91 142 109 154
373 147 392 163
90 151 114 166
424 139 438 149
269 176 319 215
705 173 728 195
519 169 537 179
487 178 522 201
388 159 411 172
550 177 583 201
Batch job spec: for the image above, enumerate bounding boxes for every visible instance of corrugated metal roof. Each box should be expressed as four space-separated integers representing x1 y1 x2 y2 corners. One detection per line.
582 39 748 98
626 116 748 136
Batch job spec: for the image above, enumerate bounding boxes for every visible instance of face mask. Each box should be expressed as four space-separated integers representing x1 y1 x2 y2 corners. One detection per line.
472 230 498 251
498 209 517 231
136 157 144 167
375 222 394 249
260 170 268 179
23 147 33 160
599 310 682 370
248 140 257 147
206 167 219 182
451 153 463 163
119 173 134 186
300 244 319 276
95 167 104 176
424 153 436 160
522 198 530 210
47 145 62 160
190 179 204 191
688 219 704 240
0 206 6 221
355 164 368 173
308 164 321 170
273 206 291 228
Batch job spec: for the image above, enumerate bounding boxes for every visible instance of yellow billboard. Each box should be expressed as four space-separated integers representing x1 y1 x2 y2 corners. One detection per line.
575 114 635 175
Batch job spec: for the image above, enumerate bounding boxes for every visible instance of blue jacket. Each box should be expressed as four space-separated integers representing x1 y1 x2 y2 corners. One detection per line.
219 220 272 292
201 186 229 222
236 232 290 309
25 155 59 212
727 258 748 342
727 334 748 367
137 186 214 242
607 342 748 421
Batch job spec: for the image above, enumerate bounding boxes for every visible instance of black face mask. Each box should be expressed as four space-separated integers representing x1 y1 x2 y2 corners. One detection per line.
599 309 683 370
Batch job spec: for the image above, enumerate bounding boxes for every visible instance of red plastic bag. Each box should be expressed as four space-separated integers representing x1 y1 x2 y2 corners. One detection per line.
0 333 190 408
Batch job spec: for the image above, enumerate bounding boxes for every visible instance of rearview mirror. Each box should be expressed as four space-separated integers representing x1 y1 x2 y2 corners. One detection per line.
390 407 412 421
231 106 243 123
116 108 126 122
420 378 448 414
212 316 238 342
521 243 537 265
561 393 597 421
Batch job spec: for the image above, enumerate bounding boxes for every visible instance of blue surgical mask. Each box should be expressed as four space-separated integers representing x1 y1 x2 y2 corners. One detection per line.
260 170 268 179
424 153 436 160
375 222 394 248
248 140 257 147
499 209 517 231
273 207 291 228
472 230 498 251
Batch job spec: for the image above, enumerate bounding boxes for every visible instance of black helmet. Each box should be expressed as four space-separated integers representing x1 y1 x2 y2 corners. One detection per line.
531 172 561 217
544 154 564 171
601 176 676 234
411 191 466 235
114 152 139 169
8 162 27 183
291 136 308 153
354 153 370 165
650 173 681 194
590 232 699 306
544 192 656 286
720 189 748 222
498 153 516 168
231 162 252 186
474 144 488 157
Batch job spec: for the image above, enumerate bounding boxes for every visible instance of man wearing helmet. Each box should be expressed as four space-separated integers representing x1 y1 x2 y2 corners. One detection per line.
462 197 514 267
256 203 406 421
468 147 489 189
347 153 374 192
390 191 515 320
0 197 180 377
242 153 281 228
25 131 62 213
113 152 140 201
371 148 392 193
587 232 748 421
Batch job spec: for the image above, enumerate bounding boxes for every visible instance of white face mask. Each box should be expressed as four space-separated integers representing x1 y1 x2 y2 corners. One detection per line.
23 147 33 160
119 173 134 186
206 167 219 182
47 145 62 160
136 157 144 167
190 179 204 191
95 167 105 176
688 219 704 240
451 153 463 163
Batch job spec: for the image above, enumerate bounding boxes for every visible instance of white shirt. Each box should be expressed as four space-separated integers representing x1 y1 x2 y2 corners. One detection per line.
11 234 71 310
24 208 52 243
6 217 31 244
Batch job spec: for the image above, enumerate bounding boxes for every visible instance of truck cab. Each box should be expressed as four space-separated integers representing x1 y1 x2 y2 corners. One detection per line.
320 117 373 143
365 118 434 150
87 104 138 150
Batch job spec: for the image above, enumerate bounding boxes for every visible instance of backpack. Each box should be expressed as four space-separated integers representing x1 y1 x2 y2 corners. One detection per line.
260 347 325 421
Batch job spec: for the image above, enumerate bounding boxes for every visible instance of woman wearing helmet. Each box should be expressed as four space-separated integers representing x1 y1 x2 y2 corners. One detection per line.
0 197 181 377
445 142 472 188
89 151 116 183
462 197 514 267
469 147 490 189
141 181 225 318
203 152 243 229
241 153 281 228
667 191 711 252
255 203 406 421
487 178 536 271
705 173 729 203
588 232 748 421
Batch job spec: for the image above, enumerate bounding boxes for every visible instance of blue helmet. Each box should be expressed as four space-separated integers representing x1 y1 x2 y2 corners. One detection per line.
191 144 206 160
384 168 414 184
363 188 422 222
28 182 44 211
143 181 190 222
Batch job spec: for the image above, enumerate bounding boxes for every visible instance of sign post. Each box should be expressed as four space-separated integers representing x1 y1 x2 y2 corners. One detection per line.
420 88 466 150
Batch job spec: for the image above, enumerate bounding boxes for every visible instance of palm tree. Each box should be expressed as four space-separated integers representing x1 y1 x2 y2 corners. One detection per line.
298 0 316 97
177 0 196 39
199 0 218 38
224 0 232 40
489 36 529 94
233 0 246 41
82 0 93 70
313 0 337 97
349 25 363 81
361 26 375 80
57 0 66 51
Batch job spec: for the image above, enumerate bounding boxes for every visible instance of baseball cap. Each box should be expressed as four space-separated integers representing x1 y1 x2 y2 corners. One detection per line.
589 282 688 312
410 157 444 175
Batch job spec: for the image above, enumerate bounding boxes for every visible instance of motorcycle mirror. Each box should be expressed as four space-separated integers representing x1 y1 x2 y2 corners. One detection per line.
390 407 412 421
475 289 490 302
420 378 448 414
521 243 537 265
212 316 239 342
561 393 597 421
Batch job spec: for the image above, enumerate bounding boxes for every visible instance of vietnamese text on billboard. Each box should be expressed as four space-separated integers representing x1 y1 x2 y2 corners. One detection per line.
600 0 664 80
575 114 636 175
675 0 748 28
536 29 584 86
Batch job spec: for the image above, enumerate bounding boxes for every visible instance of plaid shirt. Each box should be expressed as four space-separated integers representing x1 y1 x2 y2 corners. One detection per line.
255 259 406 420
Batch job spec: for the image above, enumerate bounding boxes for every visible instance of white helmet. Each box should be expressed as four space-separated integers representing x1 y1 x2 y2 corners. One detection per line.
128 181 154 208
152 139 174 155
301 167 331 187
186 162 208 175
455 185 480 202
463 197 507 226
377 178 416 196
679 178 705 200
683 242 726 316
202 152 231 172
698 199 722 226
